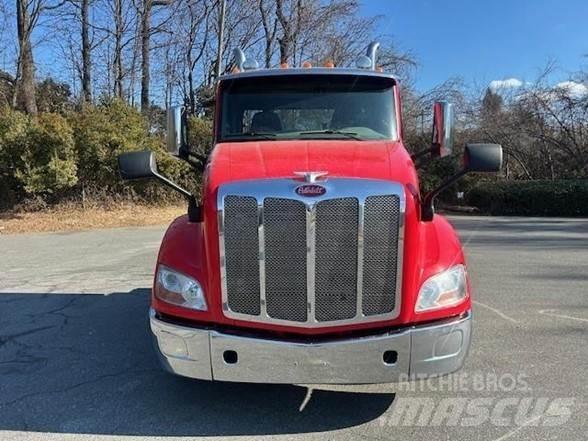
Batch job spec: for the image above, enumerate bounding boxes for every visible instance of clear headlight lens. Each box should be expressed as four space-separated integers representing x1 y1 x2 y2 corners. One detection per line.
416 264 467 312
155 265 207 311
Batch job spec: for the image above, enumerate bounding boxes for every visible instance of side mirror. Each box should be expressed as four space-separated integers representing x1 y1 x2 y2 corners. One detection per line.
422 143 503 221
118 150 158 180
464 143 503 172
118 150 201 222
431 101 454 158
167 106 186 156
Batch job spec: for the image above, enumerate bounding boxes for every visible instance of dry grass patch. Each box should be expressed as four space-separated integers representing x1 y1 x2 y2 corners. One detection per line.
0 203 185 234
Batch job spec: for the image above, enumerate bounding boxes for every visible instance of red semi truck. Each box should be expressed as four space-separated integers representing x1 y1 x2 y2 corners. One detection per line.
118 43 502 384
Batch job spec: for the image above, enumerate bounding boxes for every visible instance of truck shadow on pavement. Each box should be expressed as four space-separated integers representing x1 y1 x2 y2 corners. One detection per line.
0 289 394 436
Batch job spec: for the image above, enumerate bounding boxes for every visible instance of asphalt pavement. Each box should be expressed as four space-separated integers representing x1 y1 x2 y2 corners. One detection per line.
1 216 587 440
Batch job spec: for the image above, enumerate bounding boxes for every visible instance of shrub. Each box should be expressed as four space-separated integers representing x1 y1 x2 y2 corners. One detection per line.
69 99 148 191
187 116 213 155
466 180 588 216
0 108 77 199
16 113 77 195
68 99 198 203
0 107 29 186
0 102 203 209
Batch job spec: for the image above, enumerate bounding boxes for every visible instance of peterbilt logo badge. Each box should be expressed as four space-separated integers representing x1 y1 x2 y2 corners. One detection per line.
295 184 326 197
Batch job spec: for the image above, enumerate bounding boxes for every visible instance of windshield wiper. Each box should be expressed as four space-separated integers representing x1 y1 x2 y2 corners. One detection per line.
299 130 362 140
224 132 277 140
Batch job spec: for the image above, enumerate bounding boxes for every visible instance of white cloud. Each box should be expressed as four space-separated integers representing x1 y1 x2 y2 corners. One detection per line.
554 81 588 98
489 78 523 92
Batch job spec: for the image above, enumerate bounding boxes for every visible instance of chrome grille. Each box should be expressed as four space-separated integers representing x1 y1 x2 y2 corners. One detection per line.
362 195 401 315
223 196 261 315
218 179 405 327
315 198 359 321
264 198 307 322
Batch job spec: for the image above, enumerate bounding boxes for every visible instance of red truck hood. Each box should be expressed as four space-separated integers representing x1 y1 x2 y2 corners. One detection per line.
206 140 416 187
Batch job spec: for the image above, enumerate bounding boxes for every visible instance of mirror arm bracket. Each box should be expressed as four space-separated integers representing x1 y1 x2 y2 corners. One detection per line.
421 169 468 222
178 145 207 172
152 170 192 200
187 197 202 223
411 144 438 162
151 170 202 222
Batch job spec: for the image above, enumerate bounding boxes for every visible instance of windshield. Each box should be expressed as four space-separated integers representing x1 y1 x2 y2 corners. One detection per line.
219 74 397 142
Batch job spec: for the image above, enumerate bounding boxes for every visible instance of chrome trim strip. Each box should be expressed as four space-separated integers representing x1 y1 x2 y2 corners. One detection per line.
217 208 229 315
396 197 406 319
356 202 364 316
257 199 267 317
217 178 406 328
306 203 316 323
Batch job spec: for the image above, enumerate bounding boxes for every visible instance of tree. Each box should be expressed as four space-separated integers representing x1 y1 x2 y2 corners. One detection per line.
481 88 503 119
178 0 210 112
14 0 68 115
15 0 39 115
36 77 72 112
258 0 277 68
274 0 297 65
138 0 170 113
80 0 92 102
0 71 16 107
60 0 93 103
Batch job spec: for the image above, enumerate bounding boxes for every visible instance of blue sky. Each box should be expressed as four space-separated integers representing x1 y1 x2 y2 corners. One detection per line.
361 0 588 91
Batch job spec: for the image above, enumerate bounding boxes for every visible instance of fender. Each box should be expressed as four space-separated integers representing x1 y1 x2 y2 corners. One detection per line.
152 216 218 322
409 214 471 324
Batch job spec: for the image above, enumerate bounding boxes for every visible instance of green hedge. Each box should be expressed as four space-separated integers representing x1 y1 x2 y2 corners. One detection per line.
0 102 210 209
466 180 588 216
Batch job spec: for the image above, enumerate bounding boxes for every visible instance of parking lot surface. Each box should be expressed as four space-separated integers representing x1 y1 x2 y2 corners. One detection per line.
1 216 587 440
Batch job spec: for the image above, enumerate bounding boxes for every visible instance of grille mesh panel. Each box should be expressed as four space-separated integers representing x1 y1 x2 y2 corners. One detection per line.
263 198 308 322
223 196 261 315
315 198 359 321
362 195 400 316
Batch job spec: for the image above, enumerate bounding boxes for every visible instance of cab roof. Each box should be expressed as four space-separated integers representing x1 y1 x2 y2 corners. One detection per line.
218 67 397 83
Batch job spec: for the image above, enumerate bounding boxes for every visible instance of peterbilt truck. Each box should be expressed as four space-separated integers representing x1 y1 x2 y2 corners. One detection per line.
118 43 502 384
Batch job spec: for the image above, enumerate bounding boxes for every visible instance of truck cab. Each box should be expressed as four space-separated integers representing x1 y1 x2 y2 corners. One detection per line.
118 44 502 384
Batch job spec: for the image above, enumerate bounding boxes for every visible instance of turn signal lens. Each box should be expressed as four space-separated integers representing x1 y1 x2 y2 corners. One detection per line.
416 265 467 312
155 265 207 311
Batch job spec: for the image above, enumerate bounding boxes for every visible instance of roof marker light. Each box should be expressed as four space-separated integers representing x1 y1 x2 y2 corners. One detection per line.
302 61 312 68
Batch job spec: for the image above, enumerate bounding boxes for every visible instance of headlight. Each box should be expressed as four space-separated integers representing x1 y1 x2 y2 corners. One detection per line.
416 264 467 312
155 265 207 311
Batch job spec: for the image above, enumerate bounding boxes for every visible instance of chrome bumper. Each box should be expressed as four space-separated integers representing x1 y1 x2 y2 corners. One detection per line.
150 309 471 384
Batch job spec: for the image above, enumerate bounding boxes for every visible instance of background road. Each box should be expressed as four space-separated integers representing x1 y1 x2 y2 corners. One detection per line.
1 216 587 440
